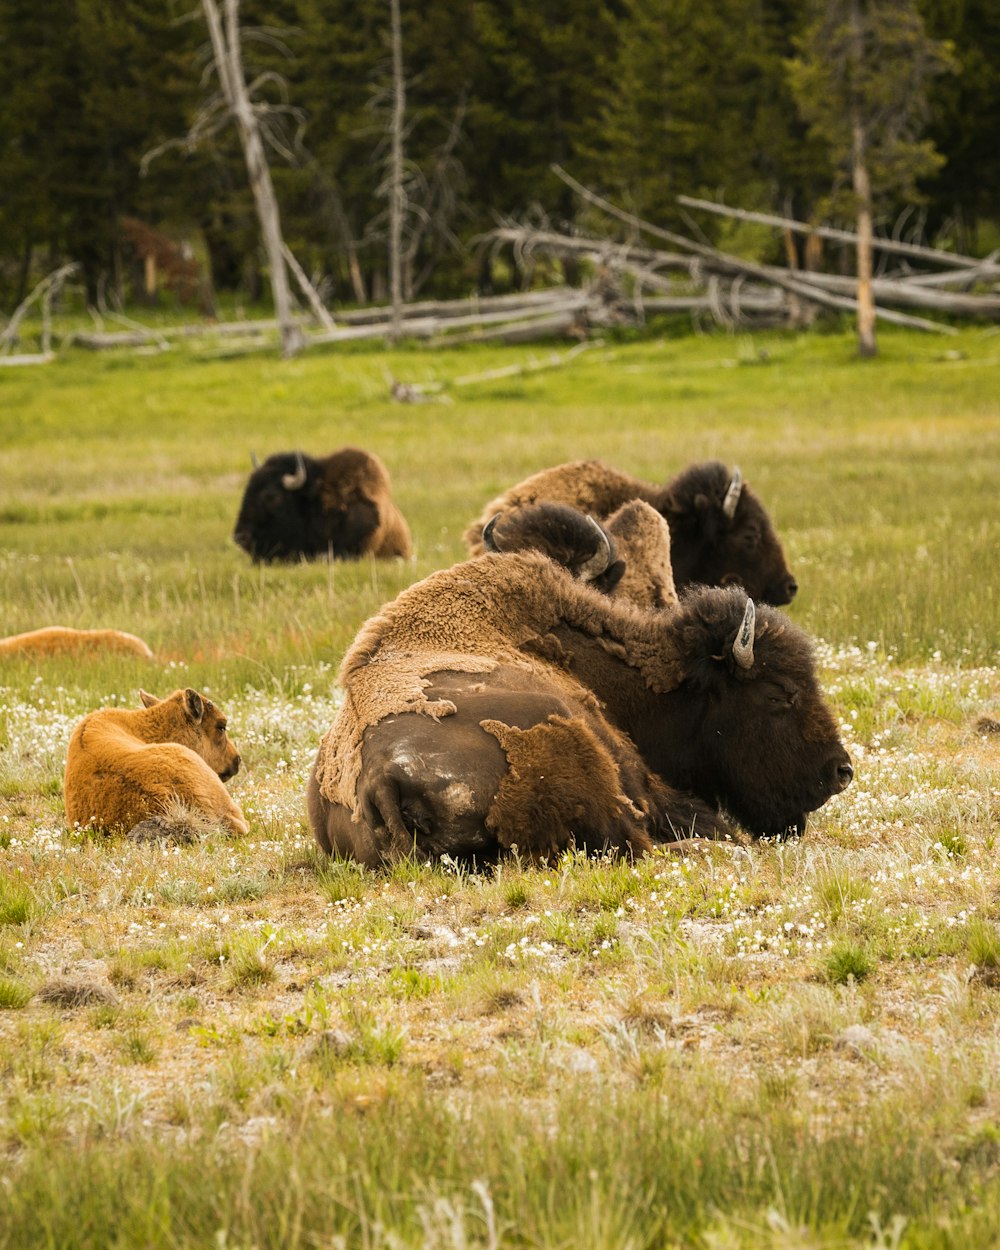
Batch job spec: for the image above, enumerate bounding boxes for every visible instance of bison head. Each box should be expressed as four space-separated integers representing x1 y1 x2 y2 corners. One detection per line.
482 503 627 594
233 451 329 563
139 688 242 782
655 586 851 837
656 461 798 606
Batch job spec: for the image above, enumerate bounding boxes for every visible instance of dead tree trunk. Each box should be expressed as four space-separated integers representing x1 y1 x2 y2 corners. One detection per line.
851 113 878 358
848 0 877 358
202 0 302 358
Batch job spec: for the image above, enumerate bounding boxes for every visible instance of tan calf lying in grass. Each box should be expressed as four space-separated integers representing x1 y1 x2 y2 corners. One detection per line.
64 688 248 836
0 626 154 659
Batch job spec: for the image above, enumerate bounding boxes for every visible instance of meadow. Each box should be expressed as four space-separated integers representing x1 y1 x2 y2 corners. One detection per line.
0 322 998 1248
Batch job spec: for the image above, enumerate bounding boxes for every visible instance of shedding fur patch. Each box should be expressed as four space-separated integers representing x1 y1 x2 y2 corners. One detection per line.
481 714 651 860
313 651 498 812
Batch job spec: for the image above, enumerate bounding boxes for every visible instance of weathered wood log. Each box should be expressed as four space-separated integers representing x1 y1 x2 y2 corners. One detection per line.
0 352 57 367
676 194 988 270
546 172 959 334
768 268 1000 317
0 263 78 355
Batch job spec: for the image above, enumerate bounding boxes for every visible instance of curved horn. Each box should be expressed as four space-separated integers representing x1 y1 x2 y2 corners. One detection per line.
577 515 613 581
481 514 502 552
282 452 308 491
722 466 743 520
732 598 756 670
250 451 260 469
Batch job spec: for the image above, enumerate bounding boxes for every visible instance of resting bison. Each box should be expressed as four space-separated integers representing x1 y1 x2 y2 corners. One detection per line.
465 459 797 606
64 687 247 835
233 446 412 563
0 627 153 659
484 500 678 609
307 551 851 865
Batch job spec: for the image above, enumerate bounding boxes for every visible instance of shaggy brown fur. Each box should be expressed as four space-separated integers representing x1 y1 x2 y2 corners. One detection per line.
0 627 154 659
603 501 678 609
309 552 850 865
64 688 247 835
480 499 676 609
234 446 411 563
464 458 796 606
319 447 412 559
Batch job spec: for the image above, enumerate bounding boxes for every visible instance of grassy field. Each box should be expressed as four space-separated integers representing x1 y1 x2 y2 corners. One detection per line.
0 323 999 1248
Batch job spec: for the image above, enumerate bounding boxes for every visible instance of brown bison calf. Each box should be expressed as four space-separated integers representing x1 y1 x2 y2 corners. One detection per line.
0 627 154 659
64 688 247 836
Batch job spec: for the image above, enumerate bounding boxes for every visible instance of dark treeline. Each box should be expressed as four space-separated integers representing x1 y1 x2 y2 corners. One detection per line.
1 0 998 310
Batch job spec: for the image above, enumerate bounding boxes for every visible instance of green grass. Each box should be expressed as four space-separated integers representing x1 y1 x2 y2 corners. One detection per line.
0 326 998 1247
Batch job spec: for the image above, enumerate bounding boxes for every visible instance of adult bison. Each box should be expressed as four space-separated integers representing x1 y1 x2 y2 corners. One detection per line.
307 547 851 865
482 499 678 609
465 459 798 606
233 446 412 563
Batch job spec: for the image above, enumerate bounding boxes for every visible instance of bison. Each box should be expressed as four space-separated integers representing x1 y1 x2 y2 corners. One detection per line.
0 627 154 659
483 499 679 610
64 687 247 836
307 548 851 865
233 446 412 563
465 458 798 606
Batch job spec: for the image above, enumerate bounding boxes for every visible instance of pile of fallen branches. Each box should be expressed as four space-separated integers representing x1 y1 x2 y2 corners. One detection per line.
487 168 1000 337
10 173 998 365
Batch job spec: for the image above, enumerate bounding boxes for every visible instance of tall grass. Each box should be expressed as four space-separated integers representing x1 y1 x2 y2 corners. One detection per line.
1 326 997 673
0 326 998 1248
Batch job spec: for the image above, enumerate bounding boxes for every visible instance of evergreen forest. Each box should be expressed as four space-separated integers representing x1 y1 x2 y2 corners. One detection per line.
1 0 998 311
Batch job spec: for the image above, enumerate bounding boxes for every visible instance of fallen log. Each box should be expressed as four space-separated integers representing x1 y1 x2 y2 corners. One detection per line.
676 194 989 270
546 172 959 334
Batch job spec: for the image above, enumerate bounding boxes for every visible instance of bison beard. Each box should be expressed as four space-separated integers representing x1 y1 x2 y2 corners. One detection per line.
308 557 852 865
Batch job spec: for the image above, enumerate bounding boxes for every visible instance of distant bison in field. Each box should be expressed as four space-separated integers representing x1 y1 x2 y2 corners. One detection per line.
0 627 153 659
64 687 247 836
233 446 412 563
465 459 798 606
307 548 852 866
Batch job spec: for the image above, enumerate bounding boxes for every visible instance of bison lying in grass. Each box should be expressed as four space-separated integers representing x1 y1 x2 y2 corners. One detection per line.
64 688 247 837
234 446 412 563
465 459 798 606
0 627 153 659
482 500 678 609
308 548 851 865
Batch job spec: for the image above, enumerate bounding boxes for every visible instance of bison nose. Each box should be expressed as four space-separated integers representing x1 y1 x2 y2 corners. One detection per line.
784 577 798 601
835 758 853 792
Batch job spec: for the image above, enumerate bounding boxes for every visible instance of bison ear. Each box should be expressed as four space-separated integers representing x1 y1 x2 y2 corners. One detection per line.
183 688 205 723
139 690 159 708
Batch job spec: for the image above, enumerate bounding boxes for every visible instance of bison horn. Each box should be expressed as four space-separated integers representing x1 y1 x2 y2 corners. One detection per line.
282 452 308 491
250 451 260 469
578 515 613 581
732 598 756 669
482 514 501 552
722 466 743 520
